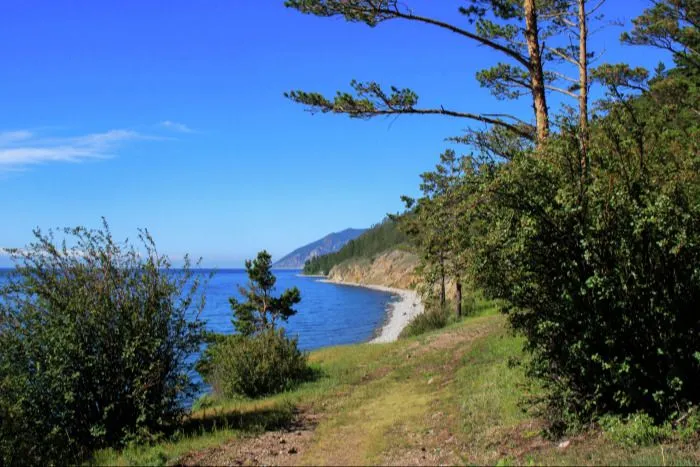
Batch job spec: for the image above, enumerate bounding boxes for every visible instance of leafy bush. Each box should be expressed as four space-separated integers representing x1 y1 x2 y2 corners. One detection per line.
400 290 499 338
204 329 311 398
675 408 700 443
473 75 700 429
599 413 672 447
0 221 206 464
400 300 451 338
601 408 700 448
197 250 311 399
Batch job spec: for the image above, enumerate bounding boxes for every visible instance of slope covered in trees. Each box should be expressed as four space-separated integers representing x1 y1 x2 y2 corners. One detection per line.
302 219 408 275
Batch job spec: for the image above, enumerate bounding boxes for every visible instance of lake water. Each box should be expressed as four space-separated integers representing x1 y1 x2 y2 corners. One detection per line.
0 268 395 350
199 269 394 348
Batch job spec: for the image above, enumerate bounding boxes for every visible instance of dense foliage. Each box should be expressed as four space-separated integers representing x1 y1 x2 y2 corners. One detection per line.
302 218 408 275
399 301 451 338
0 221 206 464
202 329 311 398
406 58 700 430
478 78 700 427
467 2 700 429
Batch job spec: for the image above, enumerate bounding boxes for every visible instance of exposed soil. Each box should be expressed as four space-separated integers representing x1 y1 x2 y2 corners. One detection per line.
177 409 320 466
403 318 496 360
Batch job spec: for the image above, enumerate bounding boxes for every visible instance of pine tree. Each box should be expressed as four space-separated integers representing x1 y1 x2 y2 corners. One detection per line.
622 0 699 75
230 251 301 336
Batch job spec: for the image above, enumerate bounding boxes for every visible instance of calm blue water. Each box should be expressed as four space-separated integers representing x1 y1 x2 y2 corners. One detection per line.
0 268 395 350
198 269 393 348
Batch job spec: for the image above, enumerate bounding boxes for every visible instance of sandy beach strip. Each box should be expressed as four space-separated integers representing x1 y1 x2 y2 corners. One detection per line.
318 279 424 343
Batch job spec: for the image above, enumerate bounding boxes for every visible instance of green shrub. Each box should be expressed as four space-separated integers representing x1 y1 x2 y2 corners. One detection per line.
675 408 700 443
400 301 451 338
204 329 311 398
601 407 700 448
0 221 206 464
461 290 501 318
473 75 700 429
600 413 672 447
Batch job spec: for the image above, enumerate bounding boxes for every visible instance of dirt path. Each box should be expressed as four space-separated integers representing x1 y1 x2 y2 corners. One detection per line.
177 317 501 466
178 409 320 466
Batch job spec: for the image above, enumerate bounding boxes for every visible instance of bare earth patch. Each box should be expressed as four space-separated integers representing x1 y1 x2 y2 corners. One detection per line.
403 318 496 359
177 409 320 466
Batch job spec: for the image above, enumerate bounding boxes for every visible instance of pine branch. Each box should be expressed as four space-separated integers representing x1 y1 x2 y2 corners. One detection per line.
286 0 531 69
545 84 579 98
285 83 535 139
545 45 580 66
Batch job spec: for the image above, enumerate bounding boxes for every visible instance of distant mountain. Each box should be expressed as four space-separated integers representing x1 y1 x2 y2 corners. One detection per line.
302 218 408 275
273 228 367 269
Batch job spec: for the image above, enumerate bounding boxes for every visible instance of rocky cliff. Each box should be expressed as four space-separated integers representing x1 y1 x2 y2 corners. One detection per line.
326 249 419 289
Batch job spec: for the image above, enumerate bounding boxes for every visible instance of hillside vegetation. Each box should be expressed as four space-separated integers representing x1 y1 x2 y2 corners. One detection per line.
302 219 408 275
96 306 700 466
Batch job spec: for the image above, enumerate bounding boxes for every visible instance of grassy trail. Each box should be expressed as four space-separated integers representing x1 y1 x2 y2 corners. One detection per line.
95 311 699 466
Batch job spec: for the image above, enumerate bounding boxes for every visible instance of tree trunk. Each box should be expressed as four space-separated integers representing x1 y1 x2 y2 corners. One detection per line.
456 281 462 318
439 257 446 306
578 0 589 180
524 0 549 143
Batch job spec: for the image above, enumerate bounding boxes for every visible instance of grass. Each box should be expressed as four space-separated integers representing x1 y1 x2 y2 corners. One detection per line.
91 400 296 465
400 289 501 338
93 303 699 466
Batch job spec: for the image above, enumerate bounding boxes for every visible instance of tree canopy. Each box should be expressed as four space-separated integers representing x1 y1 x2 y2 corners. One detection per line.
230 250 301 336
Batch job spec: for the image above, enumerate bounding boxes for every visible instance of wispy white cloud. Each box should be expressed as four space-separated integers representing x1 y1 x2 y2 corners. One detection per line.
0 129 146 170
159 120 195 133
0 130 33 146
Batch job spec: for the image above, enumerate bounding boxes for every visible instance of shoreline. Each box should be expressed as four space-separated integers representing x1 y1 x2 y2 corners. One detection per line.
317 279 424 343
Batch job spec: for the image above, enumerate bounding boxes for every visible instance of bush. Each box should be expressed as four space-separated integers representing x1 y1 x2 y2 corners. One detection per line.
601 408 700 448
400 300 451 338
473 77 700 429
599 413 672 447
197 251 311 399
204 329 311 398
0 221 206 464
399 290 498 339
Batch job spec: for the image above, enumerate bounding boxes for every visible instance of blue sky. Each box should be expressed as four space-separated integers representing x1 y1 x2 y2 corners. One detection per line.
0 1 666 267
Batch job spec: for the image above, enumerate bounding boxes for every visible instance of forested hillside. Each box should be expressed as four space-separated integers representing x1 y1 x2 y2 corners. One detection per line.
302 219 408 275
